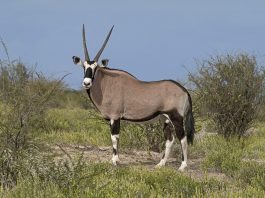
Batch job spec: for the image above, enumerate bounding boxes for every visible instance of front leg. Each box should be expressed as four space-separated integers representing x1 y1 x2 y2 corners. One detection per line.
110 119 120 165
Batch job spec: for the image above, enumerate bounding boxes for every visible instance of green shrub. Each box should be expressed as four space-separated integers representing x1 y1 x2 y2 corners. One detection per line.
189 53 265 138
0 50 63 188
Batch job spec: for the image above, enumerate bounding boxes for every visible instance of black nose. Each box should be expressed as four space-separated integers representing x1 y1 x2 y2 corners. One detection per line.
83 82 91 86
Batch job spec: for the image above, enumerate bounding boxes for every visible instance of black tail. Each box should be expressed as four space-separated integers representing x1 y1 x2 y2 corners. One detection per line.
185 93 195 144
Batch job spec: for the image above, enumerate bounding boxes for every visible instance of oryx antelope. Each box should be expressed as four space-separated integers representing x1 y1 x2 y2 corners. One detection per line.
72 25 195 171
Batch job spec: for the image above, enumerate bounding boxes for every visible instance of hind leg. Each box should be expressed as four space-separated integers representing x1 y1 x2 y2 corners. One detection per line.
170 115 188 171
156 117 175 167
179 136 187 171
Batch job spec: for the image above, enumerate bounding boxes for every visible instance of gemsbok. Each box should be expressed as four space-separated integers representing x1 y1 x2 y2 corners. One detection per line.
72 25 195 171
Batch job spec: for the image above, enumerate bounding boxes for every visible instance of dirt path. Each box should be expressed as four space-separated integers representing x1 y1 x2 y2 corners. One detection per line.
53 144 228 182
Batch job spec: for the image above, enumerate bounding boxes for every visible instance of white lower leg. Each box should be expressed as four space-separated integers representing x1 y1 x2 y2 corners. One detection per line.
111 134 120 165
156 136 175 167
178 136 188 171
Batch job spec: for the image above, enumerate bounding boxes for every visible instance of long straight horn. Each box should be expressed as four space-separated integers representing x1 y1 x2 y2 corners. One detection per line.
93 25 114 62
83 24 90 62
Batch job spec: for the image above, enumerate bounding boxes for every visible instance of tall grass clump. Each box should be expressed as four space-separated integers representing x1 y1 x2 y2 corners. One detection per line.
236 161 265 190
199 136 244 176
189 53 265 138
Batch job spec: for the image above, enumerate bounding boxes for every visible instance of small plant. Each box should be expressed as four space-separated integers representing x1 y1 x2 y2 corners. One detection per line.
189 53 265 138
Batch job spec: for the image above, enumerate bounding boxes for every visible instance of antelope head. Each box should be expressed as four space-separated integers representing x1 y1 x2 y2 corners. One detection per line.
73 24 113 89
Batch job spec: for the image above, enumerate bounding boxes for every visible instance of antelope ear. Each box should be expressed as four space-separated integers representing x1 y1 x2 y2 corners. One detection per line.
101 59 109 67
72 56 83 66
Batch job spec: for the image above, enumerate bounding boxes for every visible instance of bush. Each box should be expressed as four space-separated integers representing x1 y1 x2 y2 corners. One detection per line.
189 53 265 138
0 53 63 188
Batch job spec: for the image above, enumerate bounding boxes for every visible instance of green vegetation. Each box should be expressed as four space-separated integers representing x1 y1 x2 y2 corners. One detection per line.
0 49 264 197
39 108 164 151
0 143 265 197
189 54 265 138
40 108 110 146
0 163 227 198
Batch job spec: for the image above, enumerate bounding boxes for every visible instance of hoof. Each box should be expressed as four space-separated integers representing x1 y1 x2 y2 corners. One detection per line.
112 155 120 166
178 161 187 171
155 160 166 168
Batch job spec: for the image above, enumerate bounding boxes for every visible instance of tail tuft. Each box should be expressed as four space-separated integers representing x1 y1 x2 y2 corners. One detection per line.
185 93 195 144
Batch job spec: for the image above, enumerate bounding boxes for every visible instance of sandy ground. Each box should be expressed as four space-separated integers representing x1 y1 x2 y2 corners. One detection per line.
53 144 228 182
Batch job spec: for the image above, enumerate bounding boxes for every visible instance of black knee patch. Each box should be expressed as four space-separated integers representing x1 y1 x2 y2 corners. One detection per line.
171 119 185 141
164 122 174 141
113 148 117 155
110 120 120 156
177 129 185 141
111 120 120 135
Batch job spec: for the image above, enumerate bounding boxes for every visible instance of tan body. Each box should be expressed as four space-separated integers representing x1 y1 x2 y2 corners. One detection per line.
89 67 188 121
